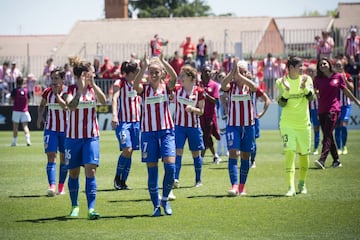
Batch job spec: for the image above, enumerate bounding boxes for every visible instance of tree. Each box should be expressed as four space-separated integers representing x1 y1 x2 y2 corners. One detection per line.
129 0 212 18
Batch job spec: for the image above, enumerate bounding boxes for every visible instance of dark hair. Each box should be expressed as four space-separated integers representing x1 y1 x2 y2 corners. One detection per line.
16 76 24 87
51 66 66 79
121 61 138 75
316 57 333 77
286 56 302 69
69 56 91 78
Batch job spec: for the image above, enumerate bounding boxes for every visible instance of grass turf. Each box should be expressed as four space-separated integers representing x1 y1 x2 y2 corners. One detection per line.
0 130 359 240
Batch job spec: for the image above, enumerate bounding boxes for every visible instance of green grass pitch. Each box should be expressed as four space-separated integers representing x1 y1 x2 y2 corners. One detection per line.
0 130 359 240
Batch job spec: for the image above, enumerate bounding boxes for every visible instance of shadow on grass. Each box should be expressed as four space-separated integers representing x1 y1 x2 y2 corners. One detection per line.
187 193 285 199
9 194 46 198
108 198 150 203
16 215 73 223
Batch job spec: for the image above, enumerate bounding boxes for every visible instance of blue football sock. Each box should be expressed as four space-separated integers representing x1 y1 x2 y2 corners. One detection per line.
121 156 131 182
228 158 238 185
59 163 68 184
147 166 159 207
341 126 348 147
116 155 125 177
239 159 250 185
68 177 79 207
46 162 56 186
335 127 341 149
175 155 182 180
86 177 97 210
193 156 202 182
314 129 320 149
251 143 257 162
162 163 175 200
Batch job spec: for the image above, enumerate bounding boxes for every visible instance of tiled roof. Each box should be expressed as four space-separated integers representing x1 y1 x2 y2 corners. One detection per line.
0 35 66 56
275 16 333 44
55 16 274 57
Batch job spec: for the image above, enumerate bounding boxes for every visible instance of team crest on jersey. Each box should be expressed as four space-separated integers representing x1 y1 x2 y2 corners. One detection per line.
332 79 339 85
206 87 212 93
228 140 233 146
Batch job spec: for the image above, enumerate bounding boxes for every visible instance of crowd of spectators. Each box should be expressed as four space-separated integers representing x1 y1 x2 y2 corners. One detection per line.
1 26 359 105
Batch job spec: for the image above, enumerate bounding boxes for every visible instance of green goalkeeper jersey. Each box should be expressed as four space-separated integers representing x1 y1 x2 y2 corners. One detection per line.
276 75 313 129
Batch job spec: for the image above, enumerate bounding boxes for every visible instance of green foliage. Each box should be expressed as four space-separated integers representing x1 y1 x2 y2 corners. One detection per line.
1 130 360 239
130 0 212 18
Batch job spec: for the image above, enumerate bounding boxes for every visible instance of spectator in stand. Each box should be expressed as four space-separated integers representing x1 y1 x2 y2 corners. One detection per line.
0 61 10 81
110 61 121 79
63 57 106 220
344 55 360 97
10 76 31 147
333 59 354 155
319 31 335 60
170 51 184 76
99 57 112 79
8 61 22 92
0 62 10 103
196 37 207 71
222 54 233 74
314 58 360 170
37 67 68 197
180 35 196 60
43 58 55 87
199 65 221 164
130 52 140 65
345 27 360 63
184 54 196 69
210 51 221 72
263 53 276 99
248 56 258 77
64 63 74 86
93 58 101 78
26 73 36 104
274 56 286 80
150 34 168 57
314 35 321 60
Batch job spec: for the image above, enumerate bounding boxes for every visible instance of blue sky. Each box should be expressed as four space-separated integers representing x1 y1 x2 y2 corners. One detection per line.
1 0 358 35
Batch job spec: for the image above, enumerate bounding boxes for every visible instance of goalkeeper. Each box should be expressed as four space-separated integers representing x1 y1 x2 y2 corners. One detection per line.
275 56 314 197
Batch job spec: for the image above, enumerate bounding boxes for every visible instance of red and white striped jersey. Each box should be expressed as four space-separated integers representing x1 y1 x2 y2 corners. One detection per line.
340 73 352 106
309 97 319 110
65 85 100 139
226 82 255 127
114 78 141 122
174 85 204 128
42 87 67 132
140 83 174 132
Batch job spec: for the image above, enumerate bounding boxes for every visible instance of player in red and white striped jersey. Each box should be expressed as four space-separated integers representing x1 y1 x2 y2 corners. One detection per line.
111 60 141 190
222 60 270 196
63 58 106 220
134 54 177 217
173 65 205 189
334 59 354 155
37 67 68 197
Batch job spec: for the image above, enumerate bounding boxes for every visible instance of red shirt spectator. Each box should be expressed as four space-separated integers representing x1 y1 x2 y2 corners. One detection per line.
170 51 184 75
150 34 168 57
99 57 112 79
180 36 196 59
